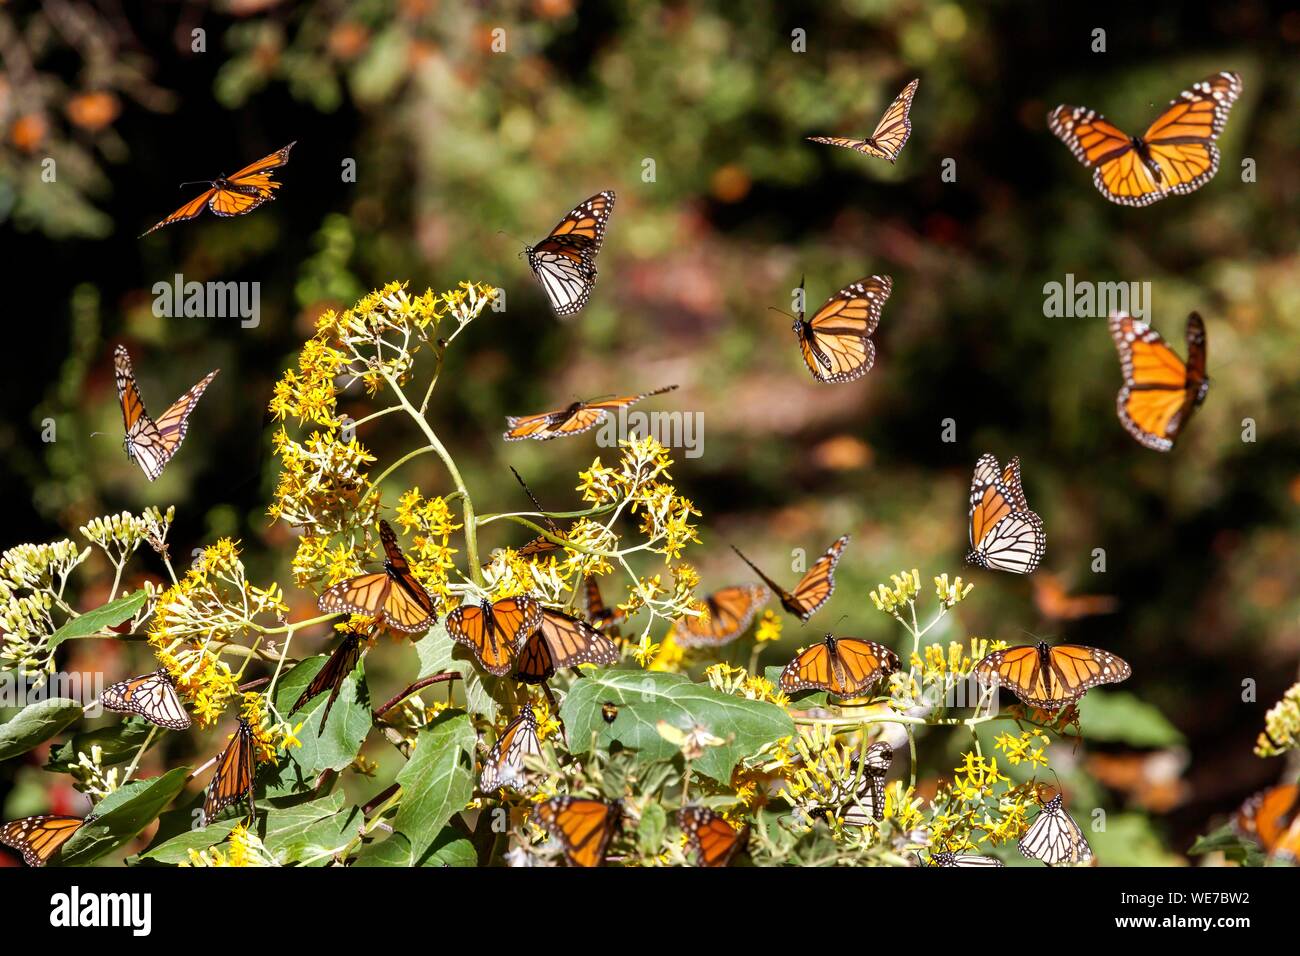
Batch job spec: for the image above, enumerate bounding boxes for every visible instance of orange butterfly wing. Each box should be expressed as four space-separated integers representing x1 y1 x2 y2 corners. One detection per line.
225 141 296 184
787 535 849 620
677 806 748 867
1111 312 1209 451
517 608 618 684
807 78 918 163
447 595 543 675
204 720 257 822
318 522 434 634
673 584 770 647
797 277 892 383
291 631 365 728
139 189 218 237
0 815 84 867
533 797 619 867
780 636 897 698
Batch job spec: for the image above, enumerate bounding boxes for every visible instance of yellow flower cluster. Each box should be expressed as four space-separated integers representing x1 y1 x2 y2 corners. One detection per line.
910 637 991 684
1256 680 1300 757
928 752 1035 849
394 487 463 608
869 568 922 613
705 662 788 707
270 429 378 540
933 572 974 608
993 729 1052 769
182 824 279 867
754 610 782 644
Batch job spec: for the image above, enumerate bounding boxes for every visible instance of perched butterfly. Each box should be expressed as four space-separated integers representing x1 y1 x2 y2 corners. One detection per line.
532 796 621 867
291 630 365 730
515 608 619 684
584 575 626 638
503 385 678 441
672 584 770 648
523 191 615 316
1234 784 1300 863
807 78 919 164
0 815 85 867
1110 311 1209 452
839 741 894 826
100 667 190 730
1032 572 1119 622
446 594 544 676
965 453 1046 574
204 719 258 823
1048 72 1241 206
1019 791 1093 866
929 850 1005 868
677 807 749 867
318 521 436 635
731 534 849 623
790 276 893 384
480 707 542 794
113 345 218 481
780 634 900 699
975 641 1130 711
140 141 296 236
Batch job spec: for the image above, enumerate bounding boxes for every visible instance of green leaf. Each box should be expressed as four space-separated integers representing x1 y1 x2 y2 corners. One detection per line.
137 821 238 865
48 589 148 653
273 656 371 775
413 620 497 721
60 767 190 866
354 828 476 867
261 791 357 866
1188 824 1266 865
1076 691 1184 747
638 801 667 856
392 711 475 862
561 671 795 782
46 717 156 772
0 697 84 761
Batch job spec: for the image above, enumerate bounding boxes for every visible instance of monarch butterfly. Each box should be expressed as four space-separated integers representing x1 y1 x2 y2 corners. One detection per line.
515 607 619 684
1110 311 1209 452
446 594 544 676
204 719 258 823
318 521 437 635
508 467 566 559
584 575 625 638
100 667 191 730
672 584 770 648
480 707 542 794
966 453 1046 574
1019 791 1093 866
929 850 1005 867
838 741 893 827
140 141 296 236
677 806 749 867
291 630 365 729
1048 72 1241 206
807 78 920 164
503 385 678 441
524 191 615 316
0 815 85 867
1234 784 1300 863
790 276 893 383
731 534 848 622
532 796 621 867
114 345 218 482
975 641 1130 711
780 634 899 699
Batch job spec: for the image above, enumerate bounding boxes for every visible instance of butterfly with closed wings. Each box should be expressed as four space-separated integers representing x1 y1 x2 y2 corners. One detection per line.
1019 789 1093 866
114 345 218 482
523 191 615 316
532 796 621 867
204 718 258 823
965 453 1046 575
839 741 894 826
731 534 849 623
480 706 543 795
808 78 920 163
929 850 1005 867
317 521 437 635
503 385 678 441
790 275 893 383
677 806 749 867
1110 311 1209 452
584 574 626 638
100 667 191 730
291 630 366 730
140 141 296 236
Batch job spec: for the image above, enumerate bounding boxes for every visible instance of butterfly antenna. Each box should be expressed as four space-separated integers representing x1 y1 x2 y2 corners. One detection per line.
509 466 560 534
175 179 214 189
768 306 797 321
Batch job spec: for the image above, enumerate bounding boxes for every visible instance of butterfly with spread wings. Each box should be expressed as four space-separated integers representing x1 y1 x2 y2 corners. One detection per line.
318 521 437 635
584 575 626 638
1235 784 1300 863
672 584 770 648
532 796 622 867
480 706 543 794
204 719 258 823
140 141 296 236
0 815 86 867
780 634 900 699
446 594 544 676
523 191 615 316
731 535 848 623
929 850 1005 867
516 607 619 684
839 741 894 826
677 807 749 867
291 630 365 730
975 641 1130 711
503 385 678 441
1019 790 1093 866
101 667 191 730
790 276 893 383
113 345 218 482
966 453 1046 574
808 78 920 164
1110 311 1209 452
1048 72 1241 206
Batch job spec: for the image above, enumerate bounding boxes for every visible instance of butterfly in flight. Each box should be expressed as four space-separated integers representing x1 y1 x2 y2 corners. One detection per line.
837 741 894 827
204 718 258 823
1032 572 1119 622
523 190 615 316
929 850 1005 867
532 796 621 867
672 584 770 648
807 78 920 164
677 806 749 867
780 634 899 700
480 706 543 794
515 607 619 684
318 521 437 635
291 630 366 730
731 534 848 623
1048 72 1241 206
789 275 893 383
1110 311 1209 452
140 141 296 236
446 594 544 676
1019 790 1093 866
966 453 1046 575
100 667 191 730
113 345 218 481
975 641 1130 711
503 385 678 441
584 575 626 638
0 815 86 867
1234 784 1300 863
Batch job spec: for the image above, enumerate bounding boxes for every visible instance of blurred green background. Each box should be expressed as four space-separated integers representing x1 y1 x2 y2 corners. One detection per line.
3 0 1299 864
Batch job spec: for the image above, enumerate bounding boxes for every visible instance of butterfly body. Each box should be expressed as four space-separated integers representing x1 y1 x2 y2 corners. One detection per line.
780 634 899 699
792 276 892 383
976 641 1130 710
140 141 296 236
515 607 619 684
114 345 218 481
446 594 544 675
524 191 615 316
204 719 258 823
1110 311 1208 451
318 521 436 634
807 78 919 164
480 707 542 794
